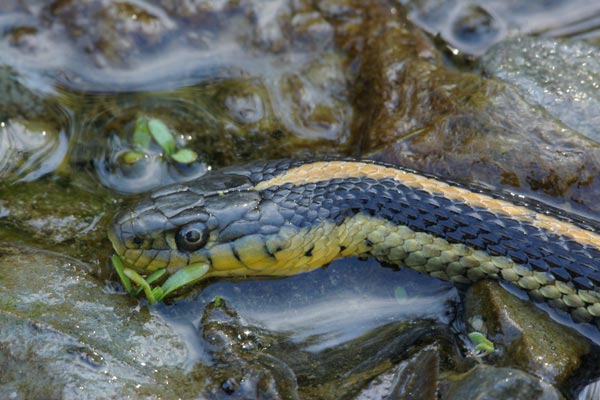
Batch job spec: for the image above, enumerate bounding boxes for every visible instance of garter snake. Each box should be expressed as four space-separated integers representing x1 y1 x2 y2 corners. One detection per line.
109 159 600 324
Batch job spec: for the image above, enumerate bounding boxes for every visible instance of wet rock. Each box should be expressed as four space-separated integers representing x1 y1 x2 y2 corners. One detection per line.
1 1 357 160
175 259 463 399
0 67 71 182
355 344 440 400
443 365 564 400
45 0 176 67
0 178 114 264
249 0 291 53
208 78 274 131
291 11 334 50
464 280 592 384
352 2 600 215
346 3 455 151
278 54 351 141
483 36 600 142
0 243 200 399
198 309 458 400
193 299 300 399
222 83 265 124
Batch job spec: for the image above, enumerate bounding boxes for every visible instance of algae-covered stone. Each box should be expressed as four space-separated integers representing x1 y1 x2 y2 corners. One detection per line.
464 280 591 384
0 178 115 264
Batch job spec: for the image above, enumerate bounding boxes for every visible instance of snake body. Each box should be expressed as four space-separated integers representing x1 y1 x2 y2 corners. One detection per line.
109 159 600 325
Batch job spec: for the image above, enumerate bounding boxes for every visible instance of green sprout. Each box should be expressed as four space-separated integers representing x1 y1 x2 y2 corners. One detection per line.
170 148 199 164
468 331 495 355
132 117 151 148
123 116 198 165
147 118 176 156
394 286 408 303
121 150 146 164
111 254 209 304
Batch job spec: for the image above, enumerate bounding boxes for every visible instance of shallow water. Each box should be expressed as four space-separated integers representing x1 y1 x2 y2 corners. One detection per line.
2 0 600 398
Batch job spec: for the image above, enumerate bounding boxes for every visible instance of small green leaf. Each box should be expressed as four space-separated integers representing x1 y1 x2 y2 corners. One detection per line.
394 287 408 302
122 151 146 164
132 117 151 149
112 255 133 295
170 148 198 164
151 286 164 300
468 331 495 355
157 263 210 300
123 268 157 304
214 295 222 306
132 269 167 296
148 118 176 155
146 269 167 285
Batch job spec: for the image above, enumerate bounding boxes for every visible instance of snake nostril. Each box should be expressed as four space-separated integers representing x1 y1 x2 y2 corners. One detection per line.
132 236 144 247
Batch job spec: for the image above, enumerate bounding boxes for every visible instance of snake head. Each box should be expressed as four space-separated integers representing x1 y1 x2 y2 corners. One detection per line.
109 169 278 300
109 169 265 274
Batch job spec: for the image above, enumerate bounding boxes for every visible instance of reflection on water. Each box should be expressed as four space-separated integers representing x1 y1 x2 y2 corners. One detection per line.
0 119 68 182
250 290 455 352
94 134 208 194
405 0 600 55
159 257 458 357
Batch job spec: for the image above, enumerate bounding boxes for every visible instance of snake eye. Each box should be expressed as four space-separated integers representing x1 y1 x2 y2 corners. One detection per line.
175 222 209 252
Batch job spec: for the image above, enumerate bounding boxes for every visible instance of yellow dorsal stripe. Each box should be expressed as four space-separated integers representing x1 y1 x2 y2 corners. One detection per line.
253 161 600 248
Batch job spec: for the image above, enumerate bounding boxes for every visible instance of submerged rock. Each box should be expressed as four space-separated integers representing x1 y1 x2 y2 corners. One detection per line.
355 344 441 400
0 66 70 182
464 280 592 384
193 295 460 400
443 365 564 400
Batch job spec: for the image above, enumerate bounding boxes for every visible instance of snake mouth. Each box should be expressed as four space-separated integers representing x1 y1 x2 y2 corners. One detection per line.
108 224 125 258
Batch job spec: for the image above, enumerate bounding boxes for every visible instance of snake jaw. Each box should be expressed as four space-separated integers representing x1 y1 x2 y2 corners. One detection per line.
110 217 214 302
108 225 125 258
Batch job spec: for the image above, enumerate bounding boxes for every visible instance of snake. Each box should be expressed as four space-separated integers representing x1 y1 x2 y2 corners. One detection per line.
109 159 600 325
